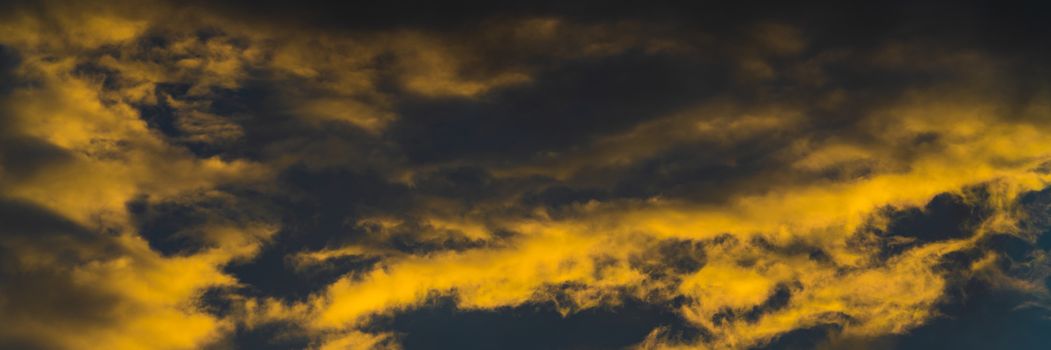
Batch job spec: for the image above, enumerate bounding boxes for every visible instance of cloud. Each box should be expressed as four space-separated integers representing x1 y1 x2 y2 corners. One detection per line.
2 1 1051 349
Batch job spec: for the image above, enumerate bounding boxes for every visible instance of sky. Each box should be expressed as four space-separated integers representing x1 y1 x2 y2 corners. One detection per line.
1 0 1050 349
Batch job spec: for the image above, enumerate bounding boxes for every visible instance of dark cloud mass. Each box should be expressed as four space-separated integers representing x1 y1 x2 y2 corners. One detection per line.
1 0 1051 349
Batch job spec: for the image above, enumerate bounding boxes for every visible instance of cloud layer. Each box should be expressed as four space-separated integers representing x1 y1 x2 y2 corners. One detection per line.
2 1 1051 349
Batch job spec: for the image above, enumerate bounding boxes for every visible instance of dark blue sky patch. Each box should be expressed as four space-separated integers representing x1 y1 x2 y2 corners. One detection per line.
371 297 703 350
867 191 992 261
127 196 212 257
223 237 381 302
207 321 311 350
885 192 988 242
137 83 190 138
756 323 842 350
852 188 1051 350
875 279 1051 350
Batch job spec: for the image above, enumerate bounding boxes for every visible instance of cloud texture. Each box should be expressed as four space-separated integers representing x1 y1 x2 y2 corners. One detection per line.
1 0 1051 349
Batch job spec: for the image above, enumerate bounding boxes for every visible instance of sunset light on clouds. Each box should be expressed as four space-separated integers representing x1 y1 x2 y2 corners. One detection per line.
1 1 1050 349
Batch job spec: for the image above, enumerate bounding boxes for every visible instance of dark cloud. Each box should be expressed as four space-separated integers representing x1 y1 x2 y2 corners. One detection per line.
0 198 121 257
391 51 729 163
0 199 125 349
0 47 71 183
0 45 19 94
0 135 73 187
